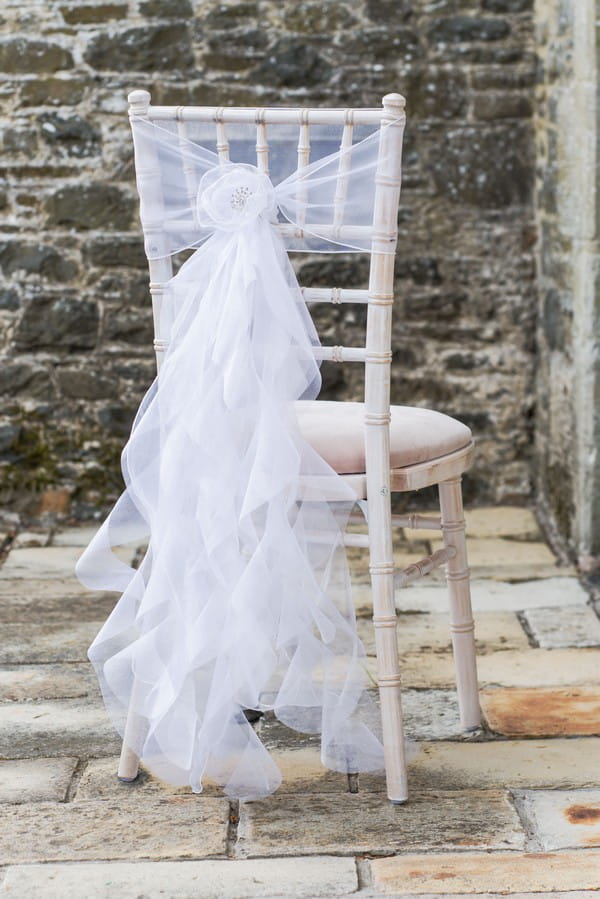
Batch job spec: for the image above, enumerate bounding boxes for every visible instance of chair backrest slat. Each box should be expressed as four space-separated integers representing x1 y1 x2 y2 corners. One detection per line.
255 112 269 175
215 110 230 163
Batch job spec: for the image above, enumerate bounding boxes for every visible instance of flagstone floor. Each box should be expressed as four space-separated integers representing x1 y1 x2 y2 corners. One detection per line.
0 507 599 898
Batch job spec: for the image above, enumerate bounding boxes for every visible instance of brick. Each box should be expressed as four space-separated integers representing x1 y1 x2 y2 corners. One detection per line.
0 758 77 803
0 664 96 701
0 796 228 863
0 621 102 663
518 789 600 850
0 700 121 759
481 687 600 736
522 605 600 648
0 857 357 898
370 850 600 894
236 790 524 857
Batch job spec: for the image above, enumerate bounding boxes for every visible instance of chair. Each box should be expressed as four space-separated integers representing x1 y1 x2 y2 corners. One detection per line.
118 89 480 803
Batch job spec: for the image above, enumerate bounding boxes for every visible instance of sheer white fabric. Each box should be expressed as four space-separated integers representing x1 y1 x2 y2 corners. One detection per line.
76 115 403 800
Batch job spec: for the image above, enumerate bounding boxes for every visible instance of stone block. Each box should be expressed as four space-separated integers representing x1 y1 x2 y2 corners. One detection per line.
522 605 600 648
0 699 121 759
39 113 101 157
51 526 99 547
357 611 529 656
60 3 128 24
251 38 331 88
0 241 77 283
0 546 85 580
0 39 73 74
236 790 524 857
518 789 600 850
0 758 77 803
481 687 600 736
410 738 600 791
83 26 194 72
0 857 357 898
45 184 134 231
390 577 588 614
369 850 600 894
20 77 88 107
0 796 228 864
0 664 96 701
428 16 511 44
0 579 116 624
75 756 222 800
14 295 99 351
0 621 102 663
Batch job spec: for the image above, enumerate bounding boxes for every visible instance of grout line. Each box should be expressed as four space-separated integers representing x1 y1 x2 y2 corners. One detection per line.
226 800 240 859
509 788 543 852
355 855 372 891
64 758 88 803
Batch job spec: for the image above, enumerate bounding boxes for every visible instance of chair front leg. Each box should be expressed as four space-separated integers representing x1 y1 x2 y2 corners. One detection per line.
438 477 481 731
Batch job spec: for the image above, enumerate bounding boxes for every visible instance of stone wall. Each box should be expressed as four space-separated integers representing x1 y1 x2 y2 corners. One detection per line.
0 0 537 520
533 0 600 569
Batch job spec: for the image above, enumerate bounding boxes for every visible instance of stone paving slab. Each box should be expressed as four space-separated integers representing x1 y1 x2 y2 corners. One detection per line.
0 545 133 580
0 621 102 663
522 605 600 649
0 664 97 701
51 526 100 547
0 796 229 864
0 581 117 624
76 757 222 800
431 536 559 570
481 687 600 736
357 611 529 656
369 850 600 894
0 857 358 899
401 647 600 690
386 577 588 615
464 506 542 540
0 758 77 803
0 699 121 758
236 790 525 857
517 789 600 850
12 531 50 549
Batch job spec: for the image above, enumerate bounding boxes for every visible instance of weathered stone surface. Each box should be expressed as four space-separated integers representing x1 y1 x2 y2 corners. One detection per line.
0 546 85 579
390 577 588 614
56 367 118 400
0 796 228 863
465 505 541 539
427 17 511 44
0 39 73 74
0 241 78 282
0 857 357 899
251 38 331 88
369 850 600 894
45 184 134 231
83 27 194 72
0 699 120 759
481 687 600 736
236 790 524 857
39 113 101 157
60 3 128 24
0 580 116 624
0 664 96 701
357 611 529 656
0 757 77 804
411 738 600 791
140 0 193 15
0 621 101 663
14 296 99 350
518 789 600 850
473 91 533 120
522 605 600 649
20 77 88 107
51 526 99 547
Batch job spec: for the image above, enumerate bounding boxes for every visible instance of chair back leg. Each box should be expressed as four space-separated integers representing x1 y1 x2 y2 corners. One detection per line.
438 477 481 730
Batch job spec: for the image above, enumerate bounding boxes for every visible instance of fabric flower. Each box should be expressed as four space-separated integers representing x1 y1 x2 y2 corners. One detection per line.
196 163 277 232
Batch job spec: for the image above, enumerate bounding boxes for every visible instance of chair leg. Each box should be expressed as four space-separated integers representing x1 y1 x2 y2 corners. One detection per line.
117 680 143 782
371 565 409 803
438 477 481 731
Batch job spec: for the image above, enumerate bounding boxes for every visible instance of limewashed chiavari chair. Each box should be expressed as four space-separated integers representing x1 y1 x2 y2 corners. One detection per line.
119 89 480 804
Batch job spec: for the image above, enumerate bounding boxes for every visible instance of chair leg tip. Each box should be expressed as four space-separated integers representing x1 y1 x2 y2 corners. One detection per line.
390 797 408 805
118 774 139 783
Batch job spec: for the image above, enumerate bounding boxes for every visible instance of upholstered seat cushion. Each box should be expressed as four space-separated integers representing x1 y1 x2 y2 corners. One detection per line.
296 401 472 475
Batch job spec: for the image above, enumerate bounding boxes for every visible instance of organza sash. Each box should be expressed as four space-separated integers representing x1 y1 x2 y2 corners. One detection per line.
76 114 403 799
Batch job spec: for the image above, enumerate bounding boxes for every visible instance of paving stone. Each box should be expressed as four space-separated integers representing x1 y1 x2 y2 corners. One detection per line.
369 850 600 893
0 699 121 758
0 857 358 898
410 739 600 791
236 790 524 857
0 796 228 863
51 526 99 547
400 647 600 689
0 621 102 663
522 605 600 648
357 611 529 656
481 687 600 736
0 664 97 701
76 756 222 800
0 581 117 624
0 546 84 579
430 537 570 581
388 577 589 615
517 789 600 850
0 758 77 804
464 506 542 540
12 531 50 549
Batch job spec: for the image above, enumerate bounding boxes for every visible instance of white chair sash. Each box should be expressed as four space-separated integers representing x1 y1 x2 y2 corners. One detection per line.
76 116 403 800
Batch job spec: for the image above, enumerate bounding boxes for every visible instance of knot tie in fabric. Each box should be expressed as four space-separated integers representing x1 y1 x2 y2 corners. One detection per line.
196 163 277 232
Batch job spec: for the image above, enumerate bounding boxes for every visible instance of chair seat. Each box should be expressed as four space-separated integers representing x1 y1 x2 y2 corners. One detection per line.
296 401 472 475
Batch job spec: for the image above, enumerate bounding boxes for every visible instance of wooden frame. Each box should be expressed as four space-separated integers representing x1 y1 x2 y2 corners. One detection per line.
121 90 481 803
